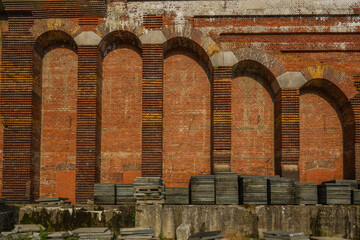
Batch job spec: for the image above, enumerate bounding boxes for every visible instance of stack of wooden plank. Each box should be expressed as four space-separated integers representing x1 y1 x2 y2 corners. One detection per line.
353 189 360 205
35 197 69 205
188 231 224 240
238 175 268 204
119 228 158 240
267 178 295 205
331 180 359 190
318 183 351 205
263 231 309 240
215 172 238 204
324 180 359 204
94 183 116 205
190 175 215 205
134 177 165 204
294 182 317 205
116 183 136 205
72 227 114 239
165 187 189 205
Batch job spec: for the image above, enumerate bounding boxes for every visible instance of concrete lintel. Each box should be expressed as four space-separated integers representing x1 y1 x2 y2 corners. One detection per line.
210 51 238 67
139 30 167 44
74 31 102 46
272 71 308 94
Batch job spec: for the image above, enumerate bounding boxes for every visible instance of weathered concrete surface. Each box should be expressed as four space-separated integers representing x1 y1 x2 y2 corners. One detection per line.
136 205 360 239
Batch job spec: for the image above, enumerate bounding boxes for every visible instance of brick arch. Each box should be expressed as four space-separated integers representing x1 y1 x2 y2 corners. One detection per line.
99 30 142 57
162 25 220 58
233 48 287 79
301 65 358 101
163 37 214 79
95 21 145 39
232 59 278 95
30 19 82 40
35 30 78 55
299 78 356 183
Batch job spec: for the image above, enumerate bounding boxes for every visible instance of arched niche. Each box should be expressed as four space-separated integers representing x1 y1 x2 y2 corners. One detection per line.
231 60 277 175
163 37 212 187
99 31 143 184
34 30 78 203
299 78 355 183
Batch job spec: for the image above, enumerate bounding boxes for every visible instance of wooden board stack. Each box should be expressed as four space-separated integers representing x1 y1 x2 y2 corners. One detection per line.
94 183 116 205
263 231 309 240
188 231 224 240
134 177 165 204
119 228 158 240
215 172 239 204
238 175 268 204
190 175 215 205
35 197 69 205
294 182 317 205
72 227 114 240
353 189 360 205
116 183 136 205
267 178 295 205
331 180 359 204
165 187 189 205
318 183 352 205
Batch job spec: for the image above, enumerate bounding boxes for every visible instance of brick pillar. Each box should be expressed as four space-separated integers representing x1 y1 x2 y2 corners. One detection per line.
212 67 232 172
76 46 102 203
1 16 36 203
142 44 163 177
351 78 360 180
275 88 300 181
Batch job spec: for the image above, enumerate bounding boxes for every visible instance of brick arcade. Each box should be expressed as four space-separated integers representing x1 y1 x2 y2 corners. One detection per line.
1 0 360 204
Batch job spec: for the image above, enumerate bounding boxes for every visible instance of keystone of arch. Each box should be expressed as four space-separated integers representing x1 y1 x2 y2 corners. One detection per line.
210 51 238 67
272 72 307 94
139 30 167 44
74 31 102 46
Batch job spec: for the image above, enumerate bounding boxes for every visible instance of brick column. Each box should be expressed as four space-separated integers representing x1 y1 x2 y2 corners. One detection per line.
275 88 300 181
212 67 232 172
141 44 163 177
76 46 102 203
350 78 360 180
1 16 36 203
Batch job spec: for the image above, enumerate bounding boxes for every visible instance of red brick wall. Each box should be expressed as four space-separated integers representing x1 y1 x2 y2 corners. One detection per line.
300 91 343 184
101 45 142 183
163 49 211 187
41 48 77 203
231 75 275 175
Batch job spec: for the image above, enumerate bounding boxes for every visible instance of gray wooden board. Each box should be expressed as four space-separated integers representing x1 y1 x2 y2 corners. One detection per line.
120 228 155 236
318 184 351 205
94 197 115 205
239 176 268 204
353 189 360 204
165 187 189 204
94 184 116 197
190 177 215 200
326 180 358 190
268 179 295 205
